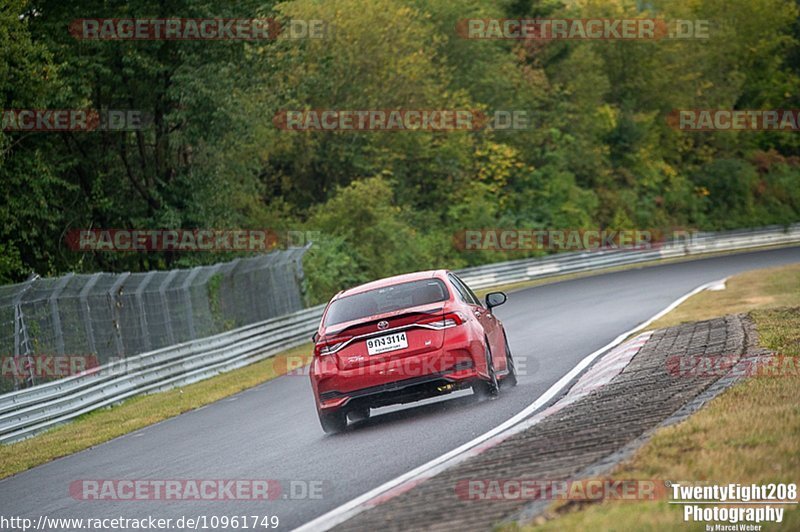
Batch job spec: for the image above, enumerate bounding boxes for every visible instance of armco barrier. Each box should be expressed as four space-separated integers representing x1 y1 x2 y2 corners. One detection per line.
0 305 323 443
456 224 800 289
1 224 798 443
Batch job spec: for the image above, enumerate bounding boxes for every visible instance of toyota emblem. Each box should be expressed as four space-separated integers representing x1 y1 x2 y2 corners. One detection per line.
377 320 389 330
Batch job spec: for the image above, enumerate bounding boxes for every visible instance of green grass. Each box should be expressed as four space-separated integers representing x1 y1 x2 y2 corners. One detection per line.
647 263 800 330
517 264 800 531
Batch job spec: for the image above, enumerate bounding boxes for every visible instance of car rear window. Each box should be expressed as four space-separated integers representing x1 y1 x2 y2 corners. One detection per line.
324 278 449 326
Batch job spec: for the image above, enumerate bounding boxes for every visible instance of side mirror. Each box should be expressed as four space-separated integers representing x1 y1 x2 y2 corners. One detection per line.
311 332 319 343
485 291 507 311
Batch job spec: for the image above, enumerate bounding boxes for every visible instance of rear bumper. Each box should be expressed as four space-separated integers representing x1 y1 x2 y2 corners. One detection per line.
313 340 483 412
318 365 477 411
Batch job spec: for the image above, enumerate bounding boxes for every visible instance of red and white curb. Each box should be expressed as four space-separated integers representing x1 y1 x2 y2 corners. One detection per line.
535 330 652 416
294 278 727 532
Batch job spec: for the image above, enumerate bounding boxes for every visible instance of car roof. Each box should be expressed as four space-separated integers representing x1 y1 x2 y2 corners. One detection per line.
334 269 450 300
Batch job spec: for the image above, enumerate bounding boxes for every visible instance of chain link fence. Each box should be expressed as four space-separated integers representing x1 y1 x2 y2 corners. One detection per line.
0 247 308 393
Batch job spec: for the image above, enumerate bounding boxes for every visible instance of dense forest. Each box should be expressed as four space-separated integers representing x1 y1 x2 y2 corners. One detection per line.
2 0 799 303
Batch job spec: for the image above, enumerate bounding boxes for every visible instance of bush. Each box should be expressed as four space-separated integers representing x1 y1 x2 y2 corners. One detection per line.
302 176 448 303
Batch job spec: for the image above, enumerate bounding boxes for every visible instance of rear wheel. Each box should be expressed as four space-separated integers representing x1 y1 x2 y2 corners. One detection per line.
318 410 347 434
503 333 518 387
473 338 500 398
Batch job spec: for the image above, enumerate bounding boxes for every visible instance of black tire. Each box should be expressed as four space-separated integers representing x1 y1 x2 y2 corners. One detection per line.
473 338 500 397
503 333 518 387
318 410 347 434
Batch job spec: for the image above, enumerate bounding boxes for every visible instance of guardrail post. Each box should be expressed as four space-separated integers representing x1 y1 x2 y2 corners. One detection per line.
48 273 74 357
158 270 178 345
135 271 157 352
198 263 222 334
79 273 101 356
108 273 130 358
181 267 202 340
12 274 39 389
12 305 30 390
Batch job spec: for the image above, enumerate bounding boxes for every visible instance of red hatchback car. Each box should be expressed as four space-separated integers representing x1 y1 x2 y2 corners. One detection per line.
310 270 517 433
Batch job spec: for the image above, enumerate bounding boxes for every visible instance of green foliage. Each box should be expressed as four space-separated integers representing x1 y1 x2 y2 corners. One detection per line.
301 236 365 306
0 242 23 283
302 176 449 302
1 0 799 302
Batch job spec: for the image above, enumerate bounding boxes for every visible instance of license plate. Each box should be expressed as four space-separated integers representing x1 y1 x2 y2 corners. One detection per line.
366 331 408 356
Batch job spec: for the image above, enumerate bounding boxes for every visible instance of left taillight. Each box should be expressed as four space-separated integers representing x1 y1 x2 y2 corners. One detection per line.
314 335 352 356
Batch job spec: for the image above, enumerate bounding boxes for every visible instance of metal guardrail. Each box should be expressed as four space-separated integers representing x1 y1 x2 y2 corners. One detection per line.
1 224 798 443
0 306 324 444
457 224 800 289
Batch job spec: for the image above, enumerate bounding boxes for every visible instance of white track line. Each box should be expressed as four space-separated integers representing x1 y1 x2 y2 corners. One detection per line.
294 278 726 532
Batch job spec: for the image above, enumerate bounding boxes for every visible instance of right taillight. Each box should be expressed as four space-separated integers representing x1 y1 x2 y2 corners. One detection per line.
419 312 465 329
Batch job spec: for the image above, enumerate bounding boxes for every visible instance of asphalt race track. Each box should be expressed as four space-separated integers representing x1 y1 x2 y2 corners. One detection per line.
2 247 799 530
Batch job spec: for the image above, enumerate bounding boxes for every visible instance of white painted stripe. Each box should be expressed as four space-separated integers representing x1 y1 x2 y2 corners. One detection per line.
526 331 652 413
293 278 727 532
567 332 652 389
583 346 645 374
584 341 646 374
707 279 727 291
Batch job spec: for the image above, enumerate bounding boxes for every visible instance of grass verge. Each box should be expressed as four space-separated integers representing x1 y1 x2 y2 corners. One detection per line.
518 264 800 531
0 343 311 480
647 263 800 330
